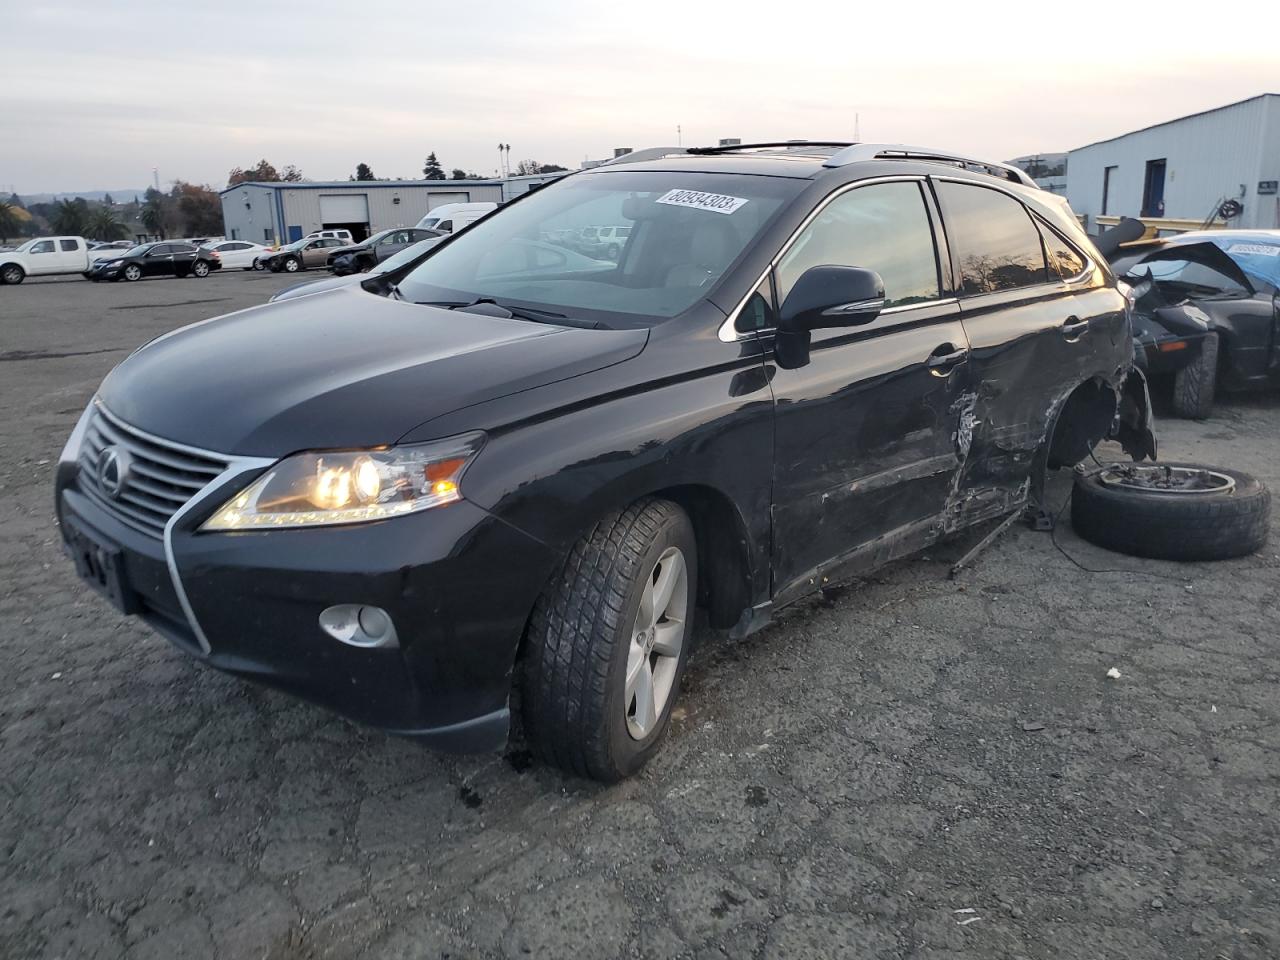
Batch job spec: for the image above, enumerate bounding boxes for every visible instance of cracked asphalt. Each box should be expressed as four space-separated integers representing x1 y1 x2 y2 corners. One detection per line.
2 272 1278 959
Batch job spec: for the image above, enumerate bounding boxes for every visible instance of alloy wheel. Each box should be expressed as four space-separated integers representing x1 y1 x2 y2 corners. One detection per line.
624 546 688 740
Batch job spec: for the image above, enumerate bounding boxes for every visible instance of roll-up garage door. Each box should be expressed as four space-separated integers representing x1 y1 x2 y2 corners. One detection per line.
319 194 370 224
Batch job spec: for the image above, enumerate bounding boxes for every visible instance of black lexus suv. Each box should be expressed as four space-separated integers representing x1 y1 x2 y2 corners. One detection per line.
56 142 1154 781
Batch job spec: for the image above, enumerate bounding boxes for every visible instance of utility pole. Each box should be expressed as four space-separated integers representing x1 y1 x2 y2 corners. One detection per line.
854 113 860 141
677 125 682 146
152 167 160 191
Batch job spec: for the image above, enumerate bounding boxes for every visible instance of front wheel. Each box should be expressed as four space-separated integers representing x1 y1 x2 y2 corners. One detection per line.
1172 332 1218 419
253 259 266 271
0 263 24 285
191 260 210 278
122 263 142 282
282 256 300 273
521 499 697 781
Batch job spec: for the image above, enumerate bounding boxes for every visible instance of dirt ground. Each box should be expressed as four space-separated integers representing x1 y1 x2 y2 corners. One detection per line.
2 271 1277 960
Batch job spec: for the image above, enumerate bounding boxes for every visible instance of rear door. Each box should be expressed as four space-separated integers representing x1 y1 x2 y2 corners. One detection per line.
56 238 85 272
934 178 1106 522
764 178 970 599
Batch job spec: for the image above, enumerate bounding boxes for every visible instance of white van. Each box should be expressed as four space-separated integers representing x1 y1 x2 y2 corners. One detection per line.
415 202 497 234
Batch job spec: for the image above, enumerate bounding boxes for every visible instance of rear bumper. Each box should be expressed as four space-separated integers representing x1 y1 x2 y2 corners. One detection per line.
54 423 556 752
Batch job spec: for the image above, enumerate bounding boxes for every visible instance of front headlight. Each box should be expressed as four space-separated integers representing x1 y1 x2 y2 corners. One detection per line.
201 432 484 531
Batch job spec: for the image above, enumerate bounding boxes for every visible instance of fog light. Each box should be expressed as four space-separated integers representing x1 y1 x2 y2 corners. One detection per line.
319 604 399 648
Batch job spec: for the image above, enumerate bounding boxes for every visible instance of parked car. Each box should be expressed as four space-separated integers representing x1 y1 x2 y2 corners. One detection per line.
200 239 272 271
86 241 221 282
326 228 441 275
577 224 632 260
1107 228 1280 418
90 240 135 253
1 236 121 284
261 236 349 273
271 237 446 302
55 142 1153 781
303 229 355 244
414 202 496 233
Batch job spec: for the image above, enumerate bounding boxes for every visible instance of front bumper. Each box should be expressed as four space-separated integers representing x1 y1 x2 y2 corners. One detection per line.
55 419 556 752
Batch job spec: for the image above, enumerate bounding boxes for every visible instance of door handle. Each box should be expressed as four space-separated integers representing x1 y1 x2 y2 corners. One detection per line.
1062 315 1089 340
927 343 968 377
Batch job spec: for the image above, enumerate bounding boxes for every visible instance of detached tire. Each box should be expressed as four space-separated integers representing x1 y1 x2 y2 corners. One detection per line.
521 499 697 781
1072 461 1269 561
1172 331 1218 419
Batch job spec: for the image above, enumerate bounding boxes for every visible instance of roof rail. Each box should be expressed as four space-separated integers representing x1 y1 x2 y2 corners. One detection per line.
686 140 855 155
597 146 689 166
823 144 1039 188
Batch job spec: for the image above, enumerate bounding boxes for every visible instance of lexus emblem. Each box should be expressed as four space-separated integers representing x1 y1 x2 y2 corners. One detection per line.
97 446 131 499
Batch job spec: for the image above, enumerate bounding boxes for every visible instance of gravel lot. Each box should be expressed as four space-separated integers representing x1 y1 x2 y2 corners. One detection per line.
2 271 1278 960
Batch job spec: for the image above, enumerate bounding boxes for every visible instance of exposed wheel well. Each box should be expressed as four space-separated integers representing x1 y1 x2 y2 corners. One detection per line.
1046 377 1116 471
649 485 754 630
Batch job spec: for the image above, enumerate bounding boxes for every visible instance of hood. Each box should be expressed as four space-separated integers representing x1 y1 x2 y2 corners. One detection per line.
269 273 363 302
1109 240 1255 294
98 286 648 457
327 242 368 257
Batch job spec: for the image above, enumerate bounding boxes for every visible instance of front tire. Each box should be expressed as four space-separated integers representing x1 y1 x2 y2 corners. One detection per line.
1172 332 1218 419
192 260 210 278
122 263 142 282
521 499 697 781
282 256 300 273
253 259 266 271
0 263 24 285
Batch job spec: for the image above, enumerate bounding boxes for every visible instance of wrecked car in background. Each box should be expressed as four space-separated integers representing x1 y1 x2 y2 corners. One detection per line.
55 142 1153 782
1106 227 1280 418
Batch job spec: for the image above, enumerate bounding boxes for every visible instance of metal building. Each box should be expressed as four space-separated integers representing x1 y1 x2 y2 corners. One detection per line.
219 179 504 245
1066 93 1280 233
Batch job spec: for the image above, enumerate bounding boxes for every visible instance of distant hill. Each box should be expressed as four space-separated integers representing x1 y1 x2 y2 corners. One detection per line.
14 189 148 205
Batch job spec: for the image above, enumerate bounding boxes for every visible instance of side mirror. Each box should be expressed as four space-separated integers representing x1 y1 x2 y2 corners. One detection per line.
778 265 886 333
775 266 885 370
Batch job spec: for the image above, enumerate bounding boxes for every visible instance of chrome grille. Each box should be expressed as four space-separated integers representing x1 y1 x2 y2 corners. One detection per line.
77 405 230 538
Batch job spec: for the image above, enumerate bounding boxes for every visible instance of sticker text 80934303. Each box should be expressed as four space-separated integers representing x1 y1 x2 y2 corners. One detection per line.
654 189 750 215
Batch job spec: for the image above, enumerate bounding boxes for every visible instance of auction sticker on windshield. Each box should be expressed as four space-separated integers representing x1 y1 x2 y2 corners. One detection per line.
1226 243 1280 257
655 189 749 215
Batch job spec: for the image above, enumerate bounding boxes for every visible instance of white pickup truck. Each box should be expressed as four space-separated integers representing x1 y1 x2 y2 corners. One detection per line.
0 236 123 285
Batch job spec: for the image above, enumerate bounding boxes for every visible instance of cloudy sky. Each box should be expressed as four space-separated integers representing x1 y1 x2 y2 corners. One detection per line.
2 1 1277 194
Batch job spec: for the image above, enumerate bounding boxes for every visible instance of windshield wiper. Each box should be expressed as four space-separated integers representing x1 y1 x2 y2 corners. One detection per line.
449 297 599 329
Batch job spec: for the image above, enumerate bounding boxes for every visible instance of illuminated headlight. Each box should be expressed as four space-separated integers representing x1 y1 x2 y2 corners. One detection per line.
201 432 484 530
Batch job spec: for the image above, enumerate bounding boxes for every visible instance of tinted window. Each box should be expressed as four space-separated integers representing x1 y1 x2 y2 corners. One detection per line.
939 182 1048 294
1041 224 1085 280
60 239 78 252
149 244 171 255
776 181 941 309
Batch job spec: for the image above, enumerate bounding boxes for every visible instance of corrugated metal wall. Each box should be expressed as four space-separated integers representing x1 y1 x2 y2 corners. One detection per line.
220 185 281 244
1066 95 1280 231
279 183 502 237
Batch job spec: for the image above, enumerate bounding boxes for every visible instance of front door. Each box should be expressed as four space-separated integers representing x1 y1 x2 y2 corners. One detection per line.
25 239 57 275
763 179 970 602
143 244 175 276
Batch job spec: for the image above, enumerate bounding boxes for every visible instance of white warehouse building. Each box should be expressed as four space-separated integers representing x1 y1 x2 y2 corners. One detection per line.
219 173 562 246
1066 93 1280 233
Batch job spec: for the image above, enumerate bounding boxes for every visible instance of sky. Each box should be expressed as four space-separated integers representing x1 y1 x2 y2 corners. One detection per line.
2 0 1277 195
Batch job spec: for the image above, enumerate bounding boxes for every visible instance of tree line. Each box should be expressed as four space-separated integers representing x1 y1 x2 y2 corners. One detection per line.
0 184 222 244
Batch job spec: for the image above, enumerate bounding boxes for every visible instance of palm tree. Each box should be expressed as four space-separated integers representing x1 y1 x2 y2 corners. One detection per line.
0 200 19 243
87 206 127 242
140 199 167 239
52 198 91 236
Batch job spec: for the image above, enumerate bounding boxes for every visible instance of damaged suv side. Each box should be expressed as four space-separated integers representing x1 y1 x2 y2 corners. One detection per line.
56 142 1152 782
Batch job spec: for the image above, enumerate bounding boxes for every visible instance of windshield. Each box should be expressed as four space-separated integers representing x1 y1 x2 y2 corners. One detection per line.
122 244 152 258
1210 238 1280 289
397 171 801 326
374 238 443 274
